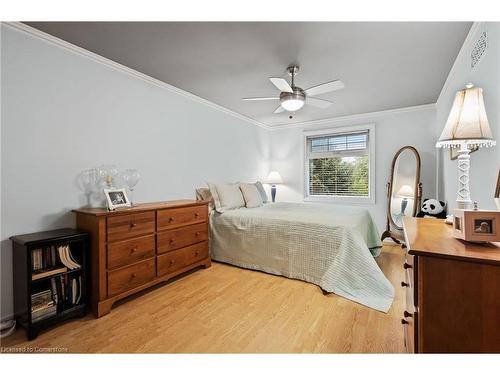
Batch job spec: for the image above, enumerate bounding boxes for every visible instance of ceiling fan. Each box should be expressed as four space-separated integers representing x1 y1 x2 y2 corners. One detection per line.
242 65 344 114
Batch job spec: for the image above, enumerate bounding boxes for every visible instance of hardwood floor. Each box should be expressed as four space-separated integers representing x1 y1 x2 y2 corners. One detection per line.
1 245 405 353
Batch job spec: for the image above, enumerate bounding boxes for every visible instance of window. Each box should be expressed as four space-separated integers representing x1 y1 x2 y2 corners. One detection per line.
304 125 375 203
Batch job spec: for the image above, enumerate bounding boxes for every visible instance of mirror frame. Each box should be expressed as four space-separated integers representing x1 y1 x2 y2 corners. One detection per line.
381 146 422 245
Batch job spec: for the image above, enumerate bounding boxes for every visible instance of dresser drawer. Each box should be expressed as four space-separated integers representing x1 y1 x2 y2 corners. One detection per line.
107 258 156 296
157 205 207 231
404 269 415 310
107 211 155 242
404 252 418 307
403 310 417 353
404 252 414 282
157 241 208 277
157 223 207 254
107 235 155 269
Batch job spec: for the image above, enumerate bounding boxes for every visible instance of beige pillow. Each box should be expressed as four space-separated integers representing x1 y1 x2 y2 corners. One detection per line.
207 182 245 213
239 183 264 208
195 188 214 211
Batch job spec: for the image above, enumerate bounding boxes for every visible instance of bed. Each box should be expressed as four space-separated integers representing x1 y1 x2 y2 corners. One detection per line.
209 202 395 312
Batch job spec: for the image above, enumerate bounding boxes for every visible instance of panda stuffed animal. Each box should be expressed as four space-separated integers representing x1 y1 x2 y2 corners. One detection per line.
416 198 447 219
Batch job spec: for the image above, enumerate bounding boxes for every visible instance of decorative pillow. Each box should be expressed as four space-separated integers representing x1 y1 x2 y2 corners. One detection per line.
239 183 264 208
207 182 245 213
195 188 215 211
255 181 269 203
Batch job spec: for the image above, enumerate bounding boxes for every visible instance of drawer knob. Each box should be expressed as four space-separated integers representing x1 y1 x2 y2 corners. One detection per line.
170 260 175 265
404 310 413 318
169 217 175 222
195 231 200 236
401 281 409 287
131 273 137 279
131 247 138 253
130 223 137 228
195 251 200 255
401 319 409 325
403 262 412 269
195 212 200 217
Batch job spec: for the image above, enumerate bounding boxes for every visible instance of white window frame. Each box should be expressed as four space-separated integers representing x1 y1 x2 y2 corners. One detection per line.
303 123 376 204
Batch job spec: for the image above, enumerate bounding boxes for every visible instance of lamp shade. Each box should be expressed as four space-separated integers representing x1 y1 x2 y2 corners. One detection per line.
436 85 496 148
265 171 283 184
396 184 414 198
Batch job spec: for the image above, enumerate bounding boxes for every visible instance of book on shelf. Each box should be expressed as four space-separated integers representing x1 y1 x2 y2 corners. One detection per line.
50 278 58 304
31 246 62 271
32 300 55 313
31 245 81 283
30 274 83 323
31 289 57 322
31 289 53 305
57 245 81 270
32 305 57 322
55 274 83 307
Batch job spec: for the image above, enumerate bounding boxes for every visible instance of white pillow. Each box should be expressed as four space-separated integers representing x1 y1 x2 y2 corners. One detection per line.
254 181 269 203
239 183 264 208
207 183 245 213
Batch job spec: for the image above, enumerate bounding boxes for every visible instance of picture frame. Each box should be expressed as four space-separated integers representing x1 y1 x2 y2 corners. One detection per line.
104 188 131 210
450 144 479 160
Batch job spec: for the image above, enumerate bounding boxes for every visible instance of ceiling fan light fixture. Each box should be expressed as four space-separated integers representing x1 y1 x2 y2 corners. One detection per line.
281 98 305 111
280 90 305 112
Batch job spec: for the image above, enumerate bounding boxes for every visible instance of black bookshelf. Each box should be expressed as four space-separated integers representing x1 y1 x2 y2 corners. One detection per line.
10 228 89 340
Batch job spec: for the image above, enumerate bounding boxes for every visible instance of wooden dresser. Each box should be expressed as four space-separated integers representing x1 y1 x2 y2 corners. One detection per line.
402 217 500 353
73 200 210 317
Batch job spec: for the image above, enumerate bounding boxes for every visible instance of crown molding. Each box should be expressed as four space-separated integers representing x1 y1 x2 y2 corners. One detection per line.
2 22 270 131
267 103 436 130
436 22 483 107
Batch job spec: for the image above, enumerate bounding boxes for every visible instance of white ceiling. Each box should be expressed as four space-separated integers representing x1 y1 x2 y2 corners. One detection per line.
26 22 471 127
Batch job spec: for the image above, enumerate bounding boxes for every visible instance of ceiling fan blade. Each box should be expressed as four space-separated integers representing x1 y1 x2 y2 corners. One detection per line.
273 105 285 114
269 78 293 93
307 97 334 109
242 97 279 101
305 80 344 97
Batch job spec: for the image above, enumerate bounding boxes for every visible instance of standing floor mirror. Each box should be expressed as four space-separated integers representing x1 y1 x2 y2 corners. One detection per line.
381 146 422 244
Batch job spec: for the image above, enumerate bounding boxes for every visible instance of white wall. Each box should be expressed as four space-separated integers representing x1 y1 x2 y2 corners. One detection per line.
436 22 500 209
269 106 437 232
0 25 270 319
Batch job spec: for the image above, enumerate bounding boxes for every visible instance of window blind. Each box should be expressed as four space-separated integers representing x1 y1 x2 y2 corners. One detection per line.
307 131 369 197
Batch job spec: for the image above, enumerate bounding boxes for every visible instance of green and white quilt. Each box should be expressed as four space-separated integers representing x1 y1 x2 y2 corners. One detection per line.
209 202 394 312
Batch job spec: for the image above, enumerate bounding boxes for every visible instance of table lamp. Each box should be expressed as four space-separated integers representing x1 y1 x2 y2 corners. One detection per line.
265 171 283 202
396 184 414 216
436 84 496 209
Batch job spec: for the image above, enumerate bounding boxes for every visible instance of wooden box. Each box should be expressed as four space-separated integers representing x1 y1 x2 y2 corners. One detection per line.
453 209 500 242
